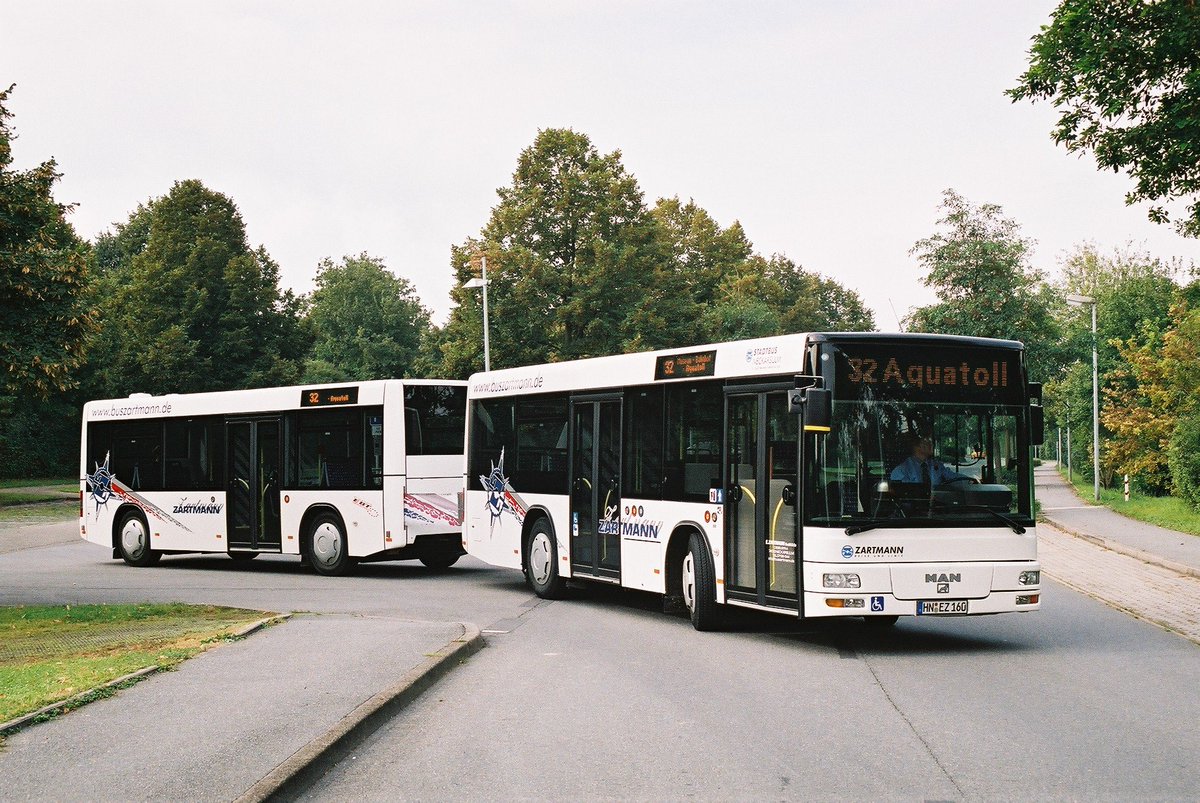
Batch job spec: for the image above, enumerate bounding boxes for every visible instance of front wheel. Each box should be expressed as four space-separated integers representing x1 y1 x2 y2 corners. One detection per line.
307 513 356 577
117 510 160 567
524 518 567 599
863 615 900 627
681 532 720 631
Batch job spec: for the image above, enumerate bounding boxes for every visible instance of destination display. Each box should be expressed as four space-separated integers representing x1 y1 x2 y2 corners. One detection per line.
654 349 717 380
300 386 360 407
827 343 1024 404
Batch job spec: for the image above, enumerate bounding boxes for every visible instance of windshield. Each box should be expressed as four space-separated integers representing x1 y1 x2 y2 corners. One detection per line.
804 340 1033 529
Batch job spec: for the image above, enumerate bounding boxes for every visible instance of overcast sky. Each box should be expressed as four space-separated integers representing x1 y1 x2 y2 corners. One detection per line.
5 1 1199 329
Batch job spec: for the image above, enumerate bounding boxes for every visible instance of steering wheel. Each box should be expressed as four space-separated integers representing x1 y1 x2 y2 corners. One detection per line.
943 476 979 485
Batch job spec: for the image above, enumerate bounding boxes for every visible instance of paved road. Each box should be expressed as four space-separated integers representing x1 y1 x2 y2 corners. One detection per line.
5 517 1200 799
300 577 1200 801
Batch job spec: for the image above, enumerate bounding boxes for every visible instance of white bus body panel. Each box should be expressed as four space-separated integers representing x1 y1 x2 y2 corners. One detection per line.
801 524 1041 618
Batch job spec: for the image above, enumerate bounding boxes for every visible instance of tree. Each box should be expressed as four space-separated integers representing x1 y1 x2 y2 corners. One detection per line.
1054 244 1183 489
0 84 96 406
303 254 431 382
1010 1 1200 236
85 180 307 396
905 189 1060 378
434 129 663 375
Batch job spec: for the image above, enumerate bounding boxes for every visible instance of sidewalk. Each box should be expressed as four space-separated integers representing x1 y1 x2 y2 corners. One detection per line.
0 522 483 802
1036 464 1200 578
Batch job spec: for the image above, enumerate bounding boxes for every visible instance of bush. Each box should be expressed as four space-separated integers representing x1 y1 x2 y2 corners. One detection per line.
1168 413 1200 511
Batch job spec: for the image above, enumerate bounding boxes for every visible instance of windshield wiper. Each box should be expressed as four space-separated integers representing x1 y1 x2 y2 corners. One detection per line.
972 505 1026 534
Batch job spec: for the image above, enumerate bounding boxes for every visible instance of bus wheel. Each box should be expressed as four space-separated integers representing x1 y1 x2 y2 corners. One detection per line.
524 518 567 599
307 514 356 577
681 532 720 631
117 510 160 567
418 550 461 570
863 615 899 627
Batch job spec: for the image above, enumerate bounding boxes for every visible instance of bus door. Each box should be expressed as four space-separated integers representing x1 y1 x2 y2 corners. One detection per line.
569 396 622 581
724 388 799 609
227 418 282 551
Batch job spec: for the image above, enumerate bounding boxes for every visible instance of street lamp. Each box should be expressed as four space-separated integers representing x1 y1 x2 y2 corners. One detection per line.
1065 293 1100 502
462 255 491 372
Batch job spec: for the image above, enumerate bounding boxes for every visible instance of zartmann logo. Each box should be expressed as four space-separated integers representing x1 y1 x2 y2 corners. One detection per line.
843 545 904 558
172 497 223 515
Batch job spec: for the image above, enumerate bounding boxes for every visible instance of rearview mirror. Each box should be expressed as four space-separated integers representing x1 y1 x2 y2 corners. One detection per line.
1030 405 1045 446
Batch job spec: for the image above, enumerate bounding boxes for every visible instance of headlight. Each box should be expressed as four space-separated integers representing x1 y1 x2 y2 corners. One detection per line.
823 573 861 589
1019 570 1040 586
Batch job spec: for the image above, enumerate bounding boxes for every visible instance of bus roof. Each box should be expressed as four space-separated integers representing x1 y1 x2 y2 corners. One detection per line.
82 378 466 421
466 332 1027 399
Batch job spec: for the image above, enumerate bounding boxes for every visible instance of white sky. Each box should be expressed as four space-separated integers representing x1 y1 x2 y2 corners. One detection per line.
4 1 1199 329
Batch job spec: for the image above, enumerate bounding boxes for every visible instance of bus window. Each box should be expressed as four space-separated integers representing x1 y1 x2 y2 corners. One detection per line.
624 387 663 499
663 383 722 502
405 385 467 455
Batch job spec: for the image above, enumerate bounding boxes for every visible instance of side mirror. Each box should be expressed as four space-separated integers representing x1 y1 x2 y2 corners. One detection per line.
803 387 832 433
1030 405 1045 446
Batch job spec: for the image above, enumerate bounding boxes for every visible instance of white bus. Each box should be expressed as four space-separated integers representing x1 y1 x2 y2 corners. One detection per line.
464 333 1043 629
80 380 466 576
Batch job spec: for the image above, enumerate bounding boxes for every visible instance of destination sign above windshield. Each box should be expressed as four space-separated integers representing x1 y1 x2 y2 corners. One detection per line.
828 343 1024 403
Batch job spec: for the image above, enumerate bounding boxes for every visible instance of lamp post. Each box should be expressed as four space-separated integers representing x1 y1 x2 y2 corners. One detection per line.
1065 294 1100 502
463 255 491 372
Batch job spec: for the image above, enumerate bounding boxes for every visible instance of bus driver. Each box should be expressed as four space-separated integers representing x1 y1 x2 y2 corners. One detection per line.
890 436 974 487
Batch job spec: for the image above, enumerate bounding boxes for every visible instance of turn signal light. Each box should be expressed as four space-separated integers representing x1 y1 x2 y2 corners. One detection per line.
1016 594 1039 605
825 598 866 609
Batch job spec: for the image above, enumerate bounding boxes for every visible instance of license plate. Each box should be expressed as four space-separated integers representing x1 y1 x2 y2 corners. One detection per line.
917 599 968 615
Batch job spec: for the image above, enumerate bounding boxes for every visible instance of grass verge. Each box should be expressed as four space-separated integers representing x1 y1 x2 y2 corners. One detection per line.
1057 466 1200 536
0 500 78 525
0 490 73 506
0 603 271 728
0 477 74 490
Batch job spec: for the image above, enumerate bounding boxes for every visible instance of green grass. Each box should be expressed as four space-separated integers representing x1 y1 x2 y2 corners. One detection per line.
0 500 77 524
0 603 270 727
0 490 73 506
1058 466 1200 536
0 477 75 490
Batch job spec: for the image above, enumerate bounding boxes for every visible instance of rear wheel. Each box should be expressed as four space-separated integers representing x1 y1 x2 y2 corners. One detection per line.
863 615 899 627
307 513 356 577
524 517 567 599
681 532 720 631
117 510 160 567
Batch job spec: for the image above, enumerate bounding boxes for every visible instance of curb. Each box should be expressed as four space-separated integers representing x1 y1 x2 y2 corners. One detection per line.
0 612 289 738
233 621 485 803
0 665 160 736
1040 517 1200 580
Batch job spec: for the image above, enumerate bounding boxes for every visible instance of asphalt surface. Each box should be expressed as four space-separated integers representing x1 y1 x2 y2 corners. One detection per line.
2 471 1199 800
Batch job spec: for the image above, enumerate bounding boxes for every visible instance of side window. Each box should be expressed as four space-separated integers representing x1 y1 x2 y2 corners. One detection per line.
514 395 569 494
663 383 722 502
295 409 364 489
468 398 515 491
111 422 162 491
623 387 663 499
404 385 467 456
366 412 383 489
164 418 223 491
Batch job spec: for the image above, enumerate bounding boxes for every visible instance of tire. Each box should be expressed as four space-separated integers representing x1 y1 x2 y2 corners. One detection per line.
681 531 720 631
418 550 461 570
228 551 259 562
863 615 900 627
524 517 567 599
306 513 356 577
116 510 160 567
